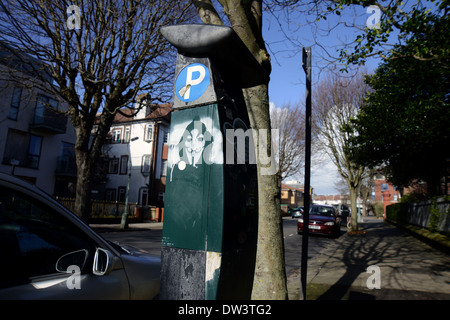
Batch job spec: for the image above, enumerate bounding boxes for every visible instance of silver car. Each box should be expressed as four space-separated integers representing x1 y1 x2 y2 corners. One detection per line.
0 173 160 299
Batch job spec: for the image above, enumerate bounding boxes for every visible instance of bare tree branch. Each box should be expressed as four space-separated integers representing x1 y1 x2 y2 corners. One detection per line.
270 102 305 180
313 69 371 231
0 0 195 218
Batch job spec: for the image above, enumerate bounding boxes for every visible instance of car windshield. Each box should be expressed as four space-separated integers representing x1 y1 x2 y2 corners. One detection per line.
310 206 335 217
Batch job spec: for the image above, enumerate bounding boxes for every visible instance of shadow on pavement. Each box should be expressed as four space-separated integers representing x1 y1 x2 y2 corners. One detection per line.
309 218 450 300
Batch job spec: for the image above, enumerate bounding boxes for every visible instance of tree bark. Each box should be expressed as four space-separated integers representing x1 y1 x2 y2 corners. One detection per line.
349 185 359 232
244 85 287 300
74 151 92 222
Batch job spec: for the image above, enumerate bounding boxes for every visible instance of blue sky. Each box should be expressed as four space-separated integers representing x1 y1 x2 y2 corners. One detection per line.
261 7 383 195
263 6 382 107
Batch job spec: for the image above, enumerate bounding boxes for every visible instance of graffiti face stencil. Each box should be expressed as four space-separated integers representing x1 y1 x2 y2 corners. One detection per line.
185 127 206 166
169 115 223 181
179 118 211 168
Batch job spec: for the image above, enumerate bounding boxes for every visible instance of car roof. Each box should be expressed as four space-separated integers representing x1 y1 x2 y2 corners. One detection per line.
0 172 55 200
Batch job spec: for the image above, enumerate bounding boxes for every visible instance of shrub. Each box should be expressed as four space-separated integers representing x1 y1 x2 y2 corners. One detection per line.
373 202 384 218
428 198 440 233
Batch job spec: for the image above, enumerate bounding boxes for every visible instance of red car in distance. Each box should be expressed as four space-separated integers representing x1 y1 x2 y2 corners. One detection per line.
297 204 341 238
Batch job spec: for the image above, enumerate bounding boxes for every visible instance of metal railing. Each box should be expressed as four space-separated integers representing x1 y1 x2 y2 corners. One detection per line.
56 197 138 218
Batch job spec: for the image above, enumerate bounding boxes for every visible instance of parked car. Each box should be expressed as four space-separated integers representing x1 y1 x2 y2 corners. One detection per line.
0 173 160 299
291 207 304 219
297 204 341 237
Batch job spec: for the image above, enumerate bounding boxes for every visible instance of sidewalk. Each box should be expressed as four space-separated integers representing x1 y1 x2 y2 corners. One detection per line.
287 216 450 300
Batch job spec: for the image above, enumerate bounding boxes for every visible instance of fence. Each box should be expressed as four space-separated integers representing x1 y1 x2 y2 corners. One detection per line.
386 197 450 232
56 197 139 218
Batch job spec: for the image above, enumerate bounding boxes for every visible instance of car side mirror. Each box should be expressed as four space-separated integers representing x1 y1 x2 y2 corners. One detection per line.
93 248 115 276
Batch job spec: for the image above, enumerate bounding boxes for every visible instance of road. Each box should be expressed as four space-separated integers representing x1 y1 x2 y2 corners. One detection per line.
282 217 345 277
99 217 345 278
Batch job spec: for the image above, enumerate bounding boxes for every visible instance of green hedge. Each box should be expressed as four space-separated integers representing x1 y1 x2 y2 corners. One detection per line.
386 202 409 224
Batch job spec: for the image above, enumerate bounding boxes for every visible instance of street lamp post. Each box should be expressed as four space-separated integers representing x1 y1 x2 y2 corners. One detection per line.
300 46 312 300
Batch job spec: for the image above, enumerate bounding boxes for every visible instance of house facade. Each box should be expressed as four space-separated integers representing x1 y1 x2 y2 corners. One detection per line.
373 173 402 203
0 47 77 196
95 99 171 208
281 180 313 212
313 194 347 206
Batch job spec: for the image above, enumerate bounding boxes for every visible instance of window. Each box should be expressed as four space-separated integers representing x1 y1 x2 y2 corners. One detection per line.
0 187 95 289
3 129 28 166
163 129 169 144
141 155 151 174
105 189 116 201
118 186 126 202
27 135 43 169
57 142 76 173
108 158 119 174
35 94 58 123
9 87 22 120
140 188 148 206
144 124 153 141
2 129 42 169
123 127 131 143
381 183 389 191
112 129 122 143
120 155 128 175
161 159 167 177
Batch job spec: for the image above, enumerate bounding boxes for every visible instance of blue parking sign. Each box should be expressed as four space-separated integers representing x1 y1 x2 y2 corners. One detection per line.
175 63 211 102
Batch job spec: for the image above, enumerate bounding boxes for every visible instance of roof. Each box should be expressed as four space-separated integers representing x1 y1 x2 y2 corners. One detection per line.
314 195 345 201
144 103 172 121
281 183 304 192
96 103 172 125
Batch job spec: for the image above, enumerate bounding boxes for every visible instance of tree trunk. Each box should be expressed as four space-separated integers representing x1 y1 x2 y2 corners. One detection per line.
349 186 359 232
72 106 115 221
74 150 92 222
244 85 287 300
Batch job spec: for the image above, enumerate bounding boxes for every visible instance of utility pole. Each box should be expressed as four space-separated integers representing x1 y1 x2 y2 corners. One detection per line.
300 46 311 300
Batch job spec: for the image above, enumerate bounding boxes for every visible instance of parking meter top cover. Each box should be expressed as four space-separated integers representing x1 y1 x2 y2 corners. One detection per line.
160 24 269 89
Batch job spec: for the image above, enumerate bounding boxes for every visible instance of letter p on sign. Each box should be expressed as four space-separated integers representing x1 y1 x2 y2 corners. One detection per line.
185 65 206 99
175 63 211 102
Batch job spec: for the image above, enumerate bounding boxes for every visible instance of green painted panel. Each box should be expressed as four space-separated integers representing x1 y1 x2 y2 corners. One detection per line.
162 104 224 251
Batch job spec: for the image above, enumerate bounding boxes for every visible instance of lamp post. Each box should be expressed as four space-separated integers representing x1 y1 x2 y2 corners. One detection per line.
300 46 311 300
121 136 139 229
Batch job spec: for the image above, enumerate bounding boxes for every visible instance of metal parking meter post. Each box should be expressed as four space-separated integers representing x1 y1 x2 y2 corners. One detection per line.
300 46 312 301
159 24 268 300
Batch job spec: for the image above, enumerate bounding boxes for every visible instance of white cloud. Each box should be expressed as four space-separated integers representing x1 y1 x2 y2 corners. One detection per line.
311 156 340 195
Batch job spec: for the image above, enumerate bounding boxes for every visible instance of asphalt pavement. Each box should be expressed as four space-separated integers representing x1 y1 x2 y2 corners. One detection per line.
91 216 450 300
287 216 450 300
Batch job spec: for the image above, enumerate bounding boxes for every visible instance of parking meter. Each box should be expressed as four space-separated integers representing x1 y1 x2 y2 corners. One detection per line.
160 24 268 300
